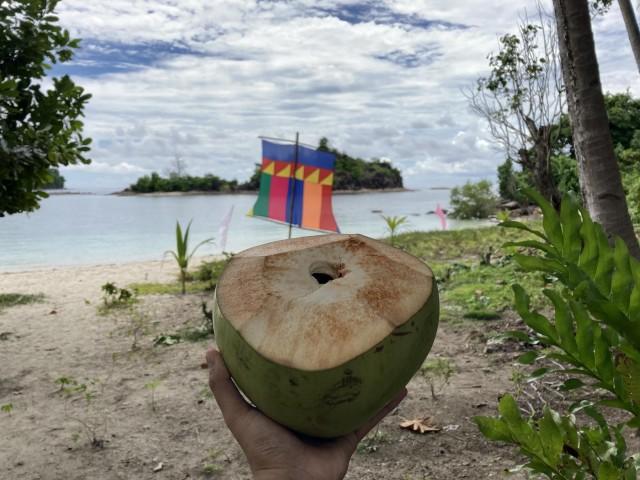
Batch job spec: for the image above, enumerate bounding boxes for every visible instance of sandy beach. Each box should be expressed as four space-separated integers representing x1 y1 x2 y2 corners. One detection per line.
1 259 526 480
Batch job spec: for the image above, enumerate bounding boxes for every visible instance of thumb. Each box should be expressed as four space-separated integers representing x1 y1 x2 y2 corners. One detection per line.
206 349 253 433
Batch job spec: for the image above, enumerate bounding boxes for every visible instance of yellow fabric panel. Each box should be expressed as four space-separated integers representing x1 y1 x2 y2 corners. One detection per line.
320 172 333 186
305 168 320 184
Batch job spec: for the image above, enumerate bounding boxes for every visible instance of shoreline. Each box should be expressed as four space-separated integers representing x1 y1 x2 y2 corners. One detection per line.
113 187 411 197
0 254 225 276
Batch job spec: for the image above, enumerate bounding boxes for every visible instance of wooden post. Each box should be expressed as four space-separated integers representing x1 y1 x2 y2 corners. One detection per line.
287 132 300 239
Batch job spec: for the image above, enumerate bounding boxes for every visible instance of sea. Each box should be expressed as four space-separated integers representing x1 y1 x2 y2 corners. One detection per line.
0 189 487 271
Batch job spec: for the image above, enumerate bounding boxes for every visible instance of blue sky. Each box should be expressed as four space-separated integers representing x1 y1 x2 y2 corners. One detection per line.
52 0 640 190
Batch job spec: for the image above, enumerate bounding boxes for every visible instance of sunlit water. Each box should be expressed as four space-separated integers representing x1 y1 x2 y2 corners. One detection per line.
0 189 488 271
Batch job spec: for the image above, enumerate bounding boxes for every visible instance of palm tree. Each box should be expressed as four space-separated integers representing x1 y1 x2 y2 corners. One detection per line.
552 0 640 258
165 220 214 294
618 0 640 74
382 215 408 246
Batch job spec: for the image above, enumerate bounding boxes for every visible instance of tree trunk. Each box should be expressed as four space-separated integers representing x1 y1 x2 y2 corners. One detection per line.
552 0 640 258
618 0 640 74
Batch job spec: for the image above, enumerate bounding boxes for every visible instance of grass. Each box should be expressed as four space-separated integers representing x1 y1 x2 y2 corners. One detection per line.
392 222 549 323
393 222 541 261
131 258 228 296
130 281 212 296
0 293 45 312
140 225 549 328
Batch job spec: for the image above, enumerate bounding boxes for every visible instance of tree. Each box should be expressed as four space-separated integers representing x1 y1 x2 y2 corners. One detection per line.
449 180 498 219
552 0 640 257
42 167 64 189
467 4 565 207
595 0 640 73
618 0 640 74
0 0 91 216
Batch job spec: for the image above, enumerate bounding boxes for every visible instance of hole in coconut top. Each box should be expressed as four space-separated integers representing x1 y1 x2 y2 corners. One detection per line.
309 261 343 285
311 272 334 284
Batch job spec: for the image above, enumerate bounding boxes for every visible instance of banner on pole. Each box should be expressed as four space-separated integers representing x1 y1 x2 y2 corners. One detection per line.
248 140 340 233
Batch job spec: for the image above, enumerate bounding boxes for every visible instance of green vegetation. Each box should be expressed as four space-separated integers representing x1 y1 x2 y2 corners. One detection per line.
154 301 216 346
55 375 107 448
128 172 239 193
382 215 408 246
98 282 136 313
392 223 547 323
1 0 92 216
449 180 497 219
356 429 390 454
497 93 640 221
131 257 227 295
420 358 456 400
136 137 404 194
475 190 640 479
144 379 161 412
318 137 403 190
165 220 214 295
0 292 44 312
43 168 65 189
130 281 212 295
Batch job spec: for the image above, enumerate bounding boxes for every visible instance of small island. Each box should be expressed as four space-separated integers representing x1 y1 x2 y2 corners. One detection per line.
122 138 404 195
43 168 65 190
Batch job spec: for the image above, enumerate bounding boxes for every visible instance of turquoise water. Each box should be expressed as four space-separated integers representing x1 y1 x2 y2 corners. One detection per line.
0 189 485 270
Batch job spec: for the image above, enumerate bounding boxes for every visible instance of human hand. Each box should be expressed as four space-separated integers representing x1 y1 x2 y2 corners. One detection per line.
205 348 407 480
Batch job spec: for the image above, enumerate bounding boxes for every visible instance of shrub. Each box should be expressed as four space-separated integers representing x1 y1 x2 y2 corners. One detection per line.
449 180 497 219
475 190 640 479
622 168 640 224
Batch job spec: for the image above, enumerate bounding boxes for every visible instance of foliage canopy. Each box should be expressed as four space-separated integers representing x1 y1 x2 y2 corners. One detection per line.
0 0 92 216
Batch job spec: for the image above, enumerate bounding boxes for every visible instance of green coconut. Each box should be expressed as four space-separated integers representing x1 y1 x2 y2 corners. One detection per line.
213 234 439 438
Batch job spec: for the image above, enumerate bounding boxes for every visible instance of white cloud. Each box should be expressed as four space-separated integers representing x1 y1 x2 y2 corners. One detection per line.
51 0 640 189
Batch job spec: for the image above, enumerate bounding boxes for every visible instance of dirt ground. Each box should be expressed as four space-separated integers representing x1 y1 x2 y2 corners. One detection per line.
0 260 531 480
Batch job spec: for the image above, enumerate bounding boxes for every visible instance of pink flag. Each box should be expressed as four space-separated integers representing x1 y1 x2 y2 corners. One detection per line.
435 203 447 231
218 206 234 252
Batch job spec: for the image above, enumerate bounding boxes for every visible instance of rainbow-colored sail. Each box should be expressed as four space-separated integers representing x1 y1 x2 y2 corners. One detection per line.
248 140 339 233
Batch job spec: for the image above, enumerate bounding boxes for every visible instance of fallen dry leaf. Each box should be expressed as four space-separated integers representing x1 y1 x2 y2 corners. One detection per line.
399 417 441 434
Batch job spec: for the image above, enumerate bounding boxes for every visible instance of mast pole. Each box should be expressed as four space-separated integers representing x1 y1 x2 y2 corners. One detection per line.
287 132 300 239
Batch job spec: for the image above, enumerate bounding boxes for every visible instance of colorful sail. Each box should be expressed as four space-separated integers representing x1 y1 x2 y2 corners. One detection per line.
248 140 339 233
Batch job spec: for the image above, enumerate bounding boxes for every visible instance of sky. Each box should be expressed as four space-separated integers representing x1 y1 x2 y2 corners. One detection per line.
50 0 640 191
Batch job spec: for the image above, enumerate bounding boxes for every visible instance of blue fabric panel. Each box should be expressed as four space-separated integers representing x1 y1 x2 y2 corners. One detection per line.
285 179 304 226
298 145 336 170
262 140 296 163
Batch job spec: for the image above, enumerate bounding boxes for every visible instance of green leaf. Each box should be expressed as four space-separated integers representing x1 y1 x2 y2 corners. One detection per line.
616 356 640 405
518 351 538 365
598 462 621 480
569 300 595 371
513 254 564 275
499 220 547 241
593 223 614 295
503 240 556 256
560 378 585 391
525 188 563 250
594 326 615 385
578 209 599 277
513 285 557 342
538 408 563 467
611 238 633 314
528 367 550 380
474 416 512 442
560 194 582 263
544 289 578 356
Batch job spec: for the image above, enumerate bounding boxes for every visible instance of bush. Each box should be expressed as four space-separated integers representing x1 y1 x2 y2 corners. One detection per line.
551 154 579 197
623 168 640 224
497 158 518 201
476 190 640 478
449 180 497 219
